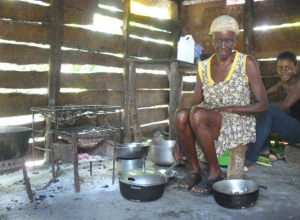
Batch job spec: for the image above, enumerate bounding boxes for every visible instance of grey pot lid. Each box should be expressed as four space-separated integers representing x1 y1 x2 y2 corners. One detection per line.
119 168 167 186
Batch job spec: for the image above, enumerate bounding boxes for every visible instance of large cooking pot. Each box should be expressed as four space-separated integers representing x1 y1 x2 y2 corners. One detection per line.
119 168 167 202
149 140 176 166
115 143 150 159
0 126 32 161
212 179 267 209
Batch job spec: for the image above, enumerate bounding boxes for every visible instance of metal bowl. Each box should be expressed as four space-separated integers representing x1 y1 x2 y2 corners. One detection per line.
157 169 178 182
115 143 150 159
212 179 266 209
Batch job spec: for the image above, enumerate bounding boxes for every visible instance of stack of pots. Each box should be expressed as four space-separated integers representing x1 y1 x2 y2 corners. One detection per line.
116 142 170 202
115 143 150 175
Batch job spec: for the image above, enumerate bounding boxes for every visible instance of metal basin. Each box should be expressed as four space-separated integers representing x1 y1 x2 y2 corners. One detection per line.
0 126 32 161
115 143 150 159
212 179 267 209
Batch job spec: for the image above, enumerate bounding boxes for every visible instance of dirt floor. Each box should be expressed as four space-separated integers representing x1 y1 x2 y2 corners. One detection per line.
1 153 300 220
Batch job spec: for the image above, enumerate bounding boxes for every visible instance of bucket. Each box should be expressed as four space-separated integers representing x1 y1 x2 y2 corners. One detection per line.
177 35 195 63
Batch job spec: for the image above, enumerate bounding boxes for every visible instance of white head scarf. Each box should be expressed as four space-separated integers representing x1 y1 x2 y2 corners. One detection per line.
210 15 239 35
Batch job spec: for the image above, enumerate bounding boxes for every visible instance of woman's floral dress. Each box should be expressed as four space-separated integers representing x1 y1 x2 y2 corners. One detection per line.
196 51 256 161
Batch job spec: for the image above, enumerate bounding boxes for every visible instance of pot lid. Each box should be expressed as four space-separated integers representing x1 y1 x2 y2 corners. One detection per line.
119 168 167 186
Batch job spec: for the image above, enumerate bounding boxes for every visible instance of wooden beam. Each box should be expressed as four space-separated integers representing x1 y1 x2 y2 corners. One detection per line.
168 62 183 140
129 13 177 33
172 1 182 59
243 0 254 57
122 0 131 143
129 61 142 142
45 0 63 162
48 0 63 106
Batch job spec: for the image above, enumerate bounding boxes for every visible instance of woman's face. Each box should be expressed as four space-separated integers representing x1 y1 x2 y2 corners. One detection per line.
212 31 237 59
277 58 297 82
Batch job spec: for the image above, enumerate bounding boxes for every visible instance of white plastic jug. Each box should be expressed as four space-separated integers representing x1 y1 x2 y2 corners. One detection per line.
177 35 195 63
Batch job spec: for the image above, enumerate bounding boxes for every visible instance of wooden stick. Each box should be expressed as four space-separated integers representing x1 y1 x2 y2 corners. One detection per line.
22 160 34 202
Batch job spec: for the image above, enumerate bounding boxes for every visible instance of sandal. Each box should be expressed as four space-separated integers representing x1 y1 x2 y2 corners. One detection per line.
189 175 224 197
256 156 273 167
178 173 202 192
259 152 277 162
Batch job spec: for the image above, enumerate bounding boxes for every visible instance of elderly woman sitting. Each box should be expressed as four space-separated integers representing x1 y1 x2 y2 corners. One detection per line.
173 15 268 197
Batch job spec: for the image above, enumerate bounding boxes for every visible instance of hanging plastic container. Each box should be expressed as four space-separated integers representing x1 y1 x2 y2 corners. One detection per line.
177 35 195 63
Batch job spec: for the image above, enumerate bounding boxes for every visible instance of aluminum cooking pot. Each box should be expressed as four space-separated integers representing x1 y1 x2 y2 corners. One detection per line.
0 126 32 161
212 179 267 209
149 140 176 166
115 143 150 159
119 168 167 202
116 157 145 175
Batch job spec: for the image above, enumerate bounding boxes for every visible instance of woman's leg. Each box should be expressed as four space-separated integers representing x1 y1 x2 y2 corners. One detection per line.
175 108 202 189
189 107 223 181
175 108 199 172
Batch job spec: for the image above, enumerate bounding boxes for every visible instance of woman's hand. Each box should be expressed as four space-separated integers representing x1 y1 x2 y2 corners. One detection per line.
211 106 233 113
173 142 187 164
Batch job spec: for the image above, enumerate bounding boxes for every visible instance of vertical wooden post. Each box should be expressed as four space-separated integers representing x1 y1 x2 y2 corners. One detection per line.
171 1 182 59
122 0 131 143
243 0 255 56
168 62 183 140
48 0 63 106
45 0 63 162
129 61 142 142
72 133 80 192
227 144 247 179
168 1 183 140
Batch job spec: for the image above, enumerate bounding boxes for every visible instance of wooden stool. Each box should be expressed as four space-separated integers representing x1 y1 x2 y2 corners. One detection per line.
227 144 247 179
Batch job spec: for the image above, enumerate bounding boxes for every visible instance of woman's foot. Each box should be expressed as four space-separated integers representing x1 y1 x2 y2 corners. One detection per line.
189 174 224 197
178 173 202 191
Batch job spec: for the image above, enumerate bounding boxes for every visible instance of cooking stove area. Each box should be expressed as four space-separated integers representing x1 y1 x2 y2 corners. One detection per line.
0 105 123 202
30 105 122 193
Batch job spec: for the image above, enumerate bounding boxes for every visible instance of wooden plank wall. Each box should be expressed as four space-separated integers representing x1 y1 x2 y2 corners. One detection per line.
0 0 178 142
181 0 300 102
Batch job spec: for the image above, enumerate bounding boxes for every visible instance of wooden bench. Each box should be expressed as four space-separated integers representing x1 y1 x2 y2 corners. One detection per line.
227 144 247 179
